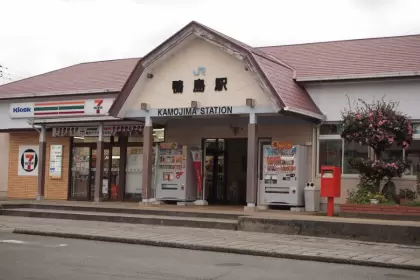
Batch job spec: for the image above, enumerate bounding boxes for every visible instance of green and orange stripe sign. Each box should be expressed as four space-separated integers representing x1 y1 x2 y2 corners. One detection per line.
34 101 85 116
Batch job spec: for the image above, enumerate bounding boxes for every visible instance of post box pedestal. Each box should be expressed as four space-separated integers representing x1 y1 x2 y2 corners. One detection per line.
327 197 334 217
320 166 341 217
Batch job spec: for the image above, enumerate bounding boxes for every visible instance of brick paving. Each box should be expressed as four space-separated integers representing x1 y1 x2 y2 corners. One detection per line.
1 216 420 270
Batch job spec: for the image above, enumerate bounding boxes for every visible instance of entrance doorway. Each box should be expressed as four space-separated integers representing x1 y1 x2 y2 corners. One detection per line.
203 138 247 205
70 146 120 201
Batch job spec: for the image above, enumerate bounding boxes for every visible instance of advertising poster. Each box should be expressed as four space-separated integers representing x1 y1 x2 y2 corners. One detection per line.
18 145 39 176
190 149 203 194
49 145 63 179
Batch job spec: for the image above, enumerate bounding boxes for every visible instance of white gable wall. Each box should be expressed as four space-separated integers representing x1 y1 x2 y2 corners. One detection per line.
306 79 420 121
127 36 273 111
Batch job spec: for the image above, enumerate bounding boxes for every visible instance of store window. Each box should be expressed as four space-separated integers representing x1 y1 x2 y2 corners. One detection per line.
318 124 369 174
318 139 342 172
318 123 420 176
125 147 143 200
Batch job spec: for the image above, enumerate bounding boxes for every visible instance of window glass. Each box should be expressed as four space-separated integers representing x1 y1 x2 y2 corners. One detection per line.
319 124 342 135
127 128 165 143
153 128 165 142
73 136 112 143
343 142 369 174
413 123 420 134
381 143 403 162
405 140 420 175
319 139 342 172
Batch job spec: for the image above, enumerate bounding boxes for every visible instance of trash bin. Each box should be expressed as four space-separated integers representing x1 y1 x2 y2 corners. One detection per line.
304 182 320 212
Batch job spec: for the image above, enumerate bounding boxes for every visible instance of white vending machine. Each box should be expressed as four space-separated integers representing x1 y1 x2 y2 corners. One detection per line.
261 143 308 206
155 143 196 202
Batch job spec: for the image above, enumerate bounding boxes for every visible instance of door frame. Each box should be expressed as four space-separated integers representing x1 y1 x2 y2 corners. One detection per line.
69 137 122 201
201 137 248 205
257 138 272 206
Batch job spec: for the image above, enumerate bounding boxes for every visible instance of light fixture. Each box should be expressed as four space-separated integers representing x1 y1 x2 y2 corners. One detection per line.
191 101 200 108
147 73 154 78
140 103 150 111
246 98 255 108
74 136 85 140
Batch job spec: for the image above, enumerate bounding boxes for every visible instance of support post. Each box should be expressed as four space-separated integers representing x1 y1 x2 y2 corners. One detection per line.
245 113 258 211
311 126 317 181
118 135 128 201
36 125 46 200
94 123 104 202
327 197 335 217
140 116 153 204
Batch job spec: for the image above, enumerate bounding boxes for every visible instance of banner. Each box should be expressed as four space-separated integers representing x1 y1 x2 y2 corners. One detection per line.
190 149 203 195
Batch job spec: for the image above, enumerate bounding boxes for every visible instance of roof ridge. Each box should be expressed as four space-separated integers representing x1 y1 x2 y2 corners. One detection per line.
191 21 295 71
0 57 142 89
0 63 80 88
251 50 295 72
79 57 141 65
258 33 420 49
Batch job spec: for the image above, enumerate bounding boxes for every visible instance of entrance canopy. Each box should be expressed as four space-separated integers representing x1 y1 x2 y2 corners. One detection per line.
109 21 324 122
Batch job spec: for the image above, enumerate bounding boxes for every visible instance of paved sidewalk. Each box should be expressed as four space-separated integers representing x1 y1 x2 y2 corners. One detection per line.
1 216 420 271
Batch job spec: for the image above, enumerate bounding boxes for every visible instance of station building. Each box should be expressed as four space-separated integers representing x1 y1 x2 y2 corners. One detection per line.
1 21 420 209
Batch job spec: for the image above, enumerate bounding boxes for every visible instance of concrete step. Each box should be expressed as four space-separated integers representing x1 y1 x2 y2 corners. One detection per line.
0 208 238 231
0 203 241 220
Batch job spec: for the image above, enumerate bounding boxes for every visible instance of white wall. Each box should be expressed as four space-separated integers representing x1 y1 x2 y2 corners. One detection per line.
0 102 32 130
129 36 273 110
306 79 420 121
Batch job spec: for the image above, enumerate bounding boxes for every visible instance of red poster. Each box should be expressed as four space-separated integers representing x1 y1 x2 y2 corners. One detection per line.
191 150 202 194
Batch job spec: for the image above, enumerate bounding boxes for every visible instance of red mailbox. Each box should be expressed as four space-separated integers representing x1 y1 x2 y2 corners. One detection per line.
320 166 341 216
320 166 341 198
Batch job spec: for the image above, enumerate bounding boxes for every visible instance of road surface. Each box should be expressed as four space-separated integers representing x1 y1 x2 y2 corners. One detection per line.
0 232 419 280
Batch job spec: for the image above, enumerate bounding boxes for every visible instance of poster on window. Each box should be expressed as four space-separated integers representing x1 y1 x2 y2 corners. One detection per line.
18 145 39 176
49 145 63 179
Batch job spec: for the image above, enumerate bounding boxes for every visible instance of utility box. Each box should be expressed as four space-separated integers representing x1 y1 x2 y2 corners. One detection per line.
320 166 341 198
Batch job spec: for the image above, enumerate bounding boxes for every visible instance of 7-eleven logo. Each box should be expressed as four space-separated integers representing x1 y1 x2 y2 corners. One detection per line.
94 99 104 114
20 149 38 173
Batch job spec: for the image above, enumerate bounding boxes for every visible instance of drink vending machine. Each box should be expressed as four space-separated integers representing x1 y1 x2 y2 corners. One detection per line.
155 142 196 202
260 143 308 206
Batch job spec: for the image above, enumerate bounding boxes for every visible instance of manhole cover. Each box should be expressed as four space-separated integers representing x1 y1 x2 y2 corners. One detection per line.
215 263 243 267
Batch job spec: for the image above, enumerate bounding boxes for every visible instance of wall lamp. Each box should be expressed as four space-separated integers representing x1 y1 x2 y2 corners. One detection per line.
191 101 200 108
246 98 255 108
140 103 150 111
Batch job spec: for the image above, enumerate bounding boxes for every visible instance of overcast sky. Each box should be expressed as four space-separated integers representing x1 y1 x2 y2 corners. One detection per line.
1 0 420 84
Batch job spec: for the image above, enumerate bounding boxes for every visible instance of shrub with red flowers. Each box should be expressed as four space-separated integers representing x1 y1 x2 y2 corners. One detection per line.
341 98 413 202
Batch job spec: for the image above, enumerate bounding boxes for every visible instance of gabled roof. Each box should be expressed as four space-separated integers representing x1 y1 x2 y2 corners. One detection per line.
0 58 139 99
109 21 323 120
261 34 420 81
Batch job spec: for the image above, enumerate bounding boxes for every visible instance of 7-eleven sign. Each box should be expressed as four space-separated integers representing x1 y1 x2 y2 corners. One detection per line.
18 146 39 176
94 99 104 114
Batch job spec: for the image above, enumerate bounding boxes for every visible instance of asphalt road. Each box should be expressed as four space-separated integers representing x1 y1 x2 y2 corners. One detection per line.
0 232 419 280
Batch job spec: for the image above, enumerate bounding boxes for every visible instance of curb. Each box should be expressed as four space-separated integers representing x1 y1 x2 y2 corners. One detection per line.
13 228 420 271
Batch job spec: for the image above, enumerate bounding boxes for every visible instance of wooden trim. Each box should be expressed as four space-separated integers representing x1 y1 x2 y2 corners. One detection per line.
119 136 128 201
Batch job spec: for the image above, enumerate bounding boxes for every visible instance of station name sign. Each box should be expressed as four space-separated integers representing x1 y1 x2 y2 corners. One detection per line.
157 106 233 117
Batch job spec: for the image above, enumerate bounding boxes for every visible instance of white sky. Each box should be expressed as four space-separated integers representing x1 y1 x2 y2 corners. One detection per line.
1 0 420 84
